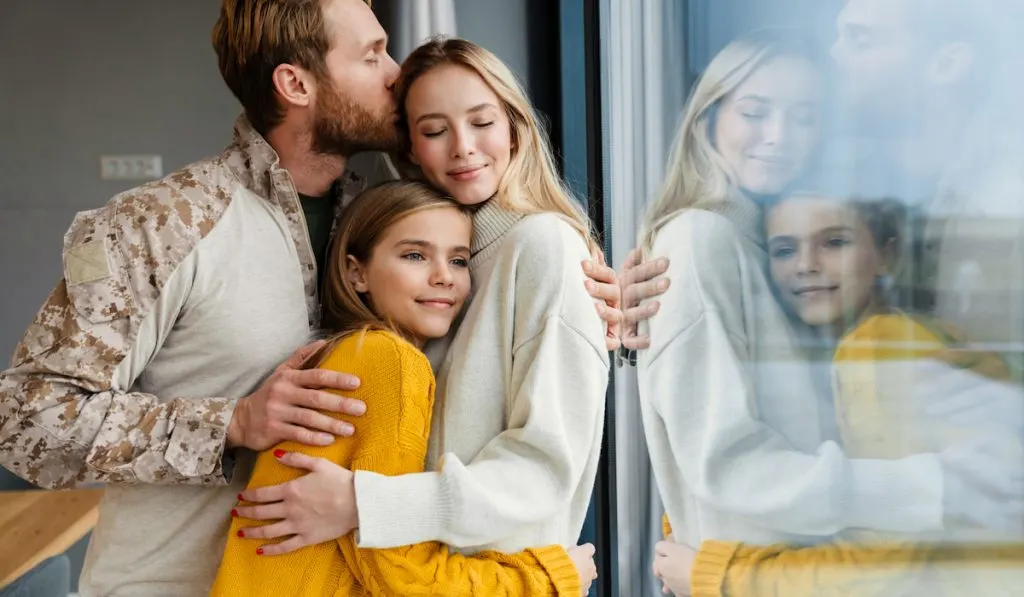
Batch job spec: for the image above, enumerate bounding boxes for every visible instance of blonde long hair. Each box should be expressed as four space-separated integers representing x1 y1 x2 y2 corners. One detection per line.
393 37 597 250
640 29 821 252
306 180 470 367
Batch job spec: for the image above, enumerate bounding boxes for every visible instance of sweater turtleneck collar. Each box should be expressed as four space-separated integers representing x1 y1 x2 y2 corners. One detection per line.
469 199 525 266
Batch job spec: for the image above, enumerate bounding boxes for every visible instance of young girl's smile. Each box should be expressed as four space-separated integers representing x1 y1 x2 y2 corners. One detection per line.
767 195 894 334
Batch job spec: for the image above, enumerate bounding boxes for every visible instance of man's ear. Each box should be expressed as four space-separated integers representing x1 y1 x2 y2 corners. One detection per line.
272 63 315 109
346 255 369 292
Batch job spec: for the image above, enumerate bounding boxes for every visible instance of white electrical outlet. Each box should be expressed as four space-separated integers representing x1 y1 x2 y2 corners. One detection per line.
100 155 163 180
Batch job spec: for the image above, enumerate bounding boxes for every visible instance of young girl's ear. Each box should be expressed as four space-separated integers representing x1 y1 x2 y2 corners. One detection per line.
346 255 369 293
879 237 899 275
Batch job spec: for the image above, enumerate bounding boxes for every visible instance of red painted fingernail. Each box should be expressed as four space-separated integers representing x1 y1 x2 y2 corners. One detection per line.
256 548 264 556
231 509 238 517
237 494 243 501
237 530 245 538
274 449 286 458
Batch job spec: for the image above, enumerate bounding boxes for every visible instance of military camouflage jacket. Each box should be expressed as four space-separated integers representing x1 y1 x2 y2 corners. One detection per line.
0 115 364 489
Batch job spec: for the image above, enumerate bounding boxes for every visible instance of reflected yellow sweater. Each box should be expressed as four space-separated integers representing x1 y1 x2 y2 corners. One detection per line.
670 314 1024 596
210 330 581 596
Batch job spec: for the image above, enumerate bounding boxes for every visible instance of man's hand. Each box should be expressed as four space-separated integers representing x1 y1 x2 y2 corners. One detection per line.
567 543 598 595
621 248 670 351
234 451 358 555
652 540 698 596
583 253 623 351
227 340 366 451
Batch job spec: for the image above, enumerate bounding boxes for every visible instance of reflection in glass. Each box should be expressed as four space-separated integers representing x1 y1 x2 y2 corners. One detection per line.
607 0 1024 594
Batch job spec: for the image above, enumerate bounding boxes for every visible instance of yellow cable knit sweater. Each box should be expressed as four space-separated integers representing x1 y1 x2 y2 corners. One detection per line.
667 314 1024 596
210 330 581 596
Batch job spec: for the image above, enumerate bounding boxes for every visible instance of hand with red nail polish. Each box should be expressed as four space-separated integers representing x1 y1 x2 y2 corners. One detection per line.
230 451 357 557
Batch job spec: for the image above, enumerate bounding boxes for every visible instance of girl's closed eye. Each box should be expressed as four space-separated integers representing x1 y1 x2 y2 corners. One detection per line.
422 128 446 138
473 121 495 129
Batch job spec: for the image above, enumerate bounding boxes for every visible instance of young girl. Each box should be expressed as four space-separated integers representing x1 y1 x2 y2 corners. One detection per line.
211 180 594 596
658 191 1024 596
766 192 1014 459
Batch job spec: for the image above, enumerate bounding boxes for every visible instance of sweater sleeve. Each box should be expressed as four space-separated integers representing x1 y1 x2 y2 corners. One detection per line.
354 218 609 550
212 331 582 597
337 336 581 596
690 539 928 597
342 449 581 597
690 538 1024 597
642 213 943 536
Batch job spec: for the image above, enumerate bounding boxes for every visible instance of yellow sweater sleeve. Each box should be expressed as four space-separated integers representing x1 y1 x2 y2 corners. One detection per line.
692 539 1024 597
689 539 940 597
211 330 580 596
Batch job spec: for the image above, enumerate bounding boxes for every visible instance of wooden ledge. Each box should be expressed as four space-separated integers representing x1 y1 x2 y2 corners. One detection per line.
0 489 104 590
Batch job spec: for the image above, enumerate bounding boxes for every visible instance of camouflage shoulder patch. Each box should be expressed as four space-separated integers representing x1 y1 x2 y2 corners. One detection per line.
65 238 112 285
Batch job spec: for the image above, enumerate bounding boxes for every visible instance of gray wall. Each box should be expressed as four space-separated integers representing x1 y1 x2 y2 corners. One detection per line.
0 0 240 362
0 0 534 589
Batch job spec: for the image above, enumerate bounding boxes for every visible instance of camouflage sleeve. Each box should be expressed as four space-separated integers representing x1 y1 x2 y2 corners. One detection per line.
0 180 237 489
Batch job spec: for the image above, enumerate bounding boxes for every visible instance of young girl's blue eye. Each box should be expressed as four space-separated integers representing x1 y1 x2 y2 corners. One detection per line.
403 252 426 261
771 246 796 260
451 257 469 267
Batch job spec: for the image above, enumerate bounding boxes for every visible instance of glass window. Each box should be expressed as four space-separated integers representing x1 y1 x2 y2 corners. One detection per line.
599 1 1024 595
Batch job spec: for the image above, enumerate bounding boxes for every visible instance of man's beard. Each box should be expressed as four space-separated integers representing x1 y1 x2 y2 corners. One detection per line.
311 80 399 157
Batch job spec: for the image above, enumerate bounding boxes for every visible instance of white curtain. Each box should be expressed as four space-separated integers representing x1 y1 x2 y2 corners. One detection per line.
390 0 458 62
599 1 687 595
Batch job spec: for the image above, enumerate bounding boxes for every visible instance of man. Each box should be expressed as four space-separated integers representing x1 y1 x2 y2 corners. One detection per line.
0 1 620 594
626 0 1024 594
